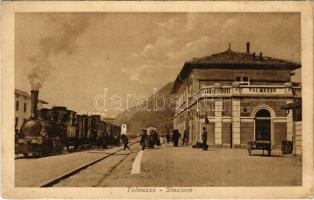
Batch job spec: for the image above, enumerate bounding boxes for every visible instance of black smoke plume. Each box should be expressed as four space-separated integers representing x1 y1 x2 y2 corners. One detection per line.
28 15 90 90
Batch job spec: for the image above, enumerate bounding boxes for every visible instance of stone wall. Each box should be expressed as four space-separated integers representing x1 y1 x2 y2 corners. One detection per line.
295 121 302 155
207 122 215 145
222 122 232 145
241 98 289 117
274 122 287 148
174 95 292 148
240 121 254 145
223 100 232 116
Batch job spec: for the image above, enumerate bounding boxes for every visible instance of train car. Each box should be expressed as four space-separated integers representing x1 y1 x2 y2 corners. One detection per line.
15 90 122 157
104 122 114 145
76 115 84 146
91 115 108 148
76 114 92 149
91 115 101 146
63 109 77 150
51 106 77 150
110 124 121 145
99 120 108 148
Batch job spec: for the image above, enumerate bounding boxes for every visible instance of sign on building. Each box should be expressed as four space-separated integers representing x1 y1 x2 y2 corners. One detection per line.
121 124 127 135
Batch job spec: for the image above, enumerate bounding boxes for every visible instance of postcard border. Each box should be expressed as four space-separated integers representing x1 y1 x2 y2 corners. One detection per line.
1 1 313 198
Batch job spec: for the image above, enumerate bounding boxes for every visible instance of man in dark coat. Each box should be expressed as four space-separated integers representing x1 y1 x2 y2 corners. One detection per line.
202 127 208 150
165 132 171 144
172 129 180 147
182 130 187 145
186 129 189 145
153 131 161 146
183 129 190 145
121 134 130 150
140 129 147 150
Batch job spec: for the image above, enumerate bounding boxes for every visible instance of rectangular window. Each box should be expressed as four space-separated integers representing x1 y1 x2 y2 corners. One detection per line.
235 76 250 85
24 103 27 112
16 101 19 111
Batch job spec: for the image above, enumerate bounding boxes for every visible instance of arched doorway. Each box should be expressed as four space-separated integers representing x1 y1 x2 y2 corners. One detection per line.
255 109 271 141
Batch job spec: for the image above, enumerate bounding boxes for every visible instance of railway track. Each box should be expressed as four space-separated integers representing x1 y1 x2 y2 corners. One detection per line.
39 141 139 187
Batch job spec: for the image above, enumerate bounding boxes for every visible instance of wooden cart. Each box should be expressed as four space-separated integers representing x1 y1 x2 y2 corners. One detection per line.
247 140 272 156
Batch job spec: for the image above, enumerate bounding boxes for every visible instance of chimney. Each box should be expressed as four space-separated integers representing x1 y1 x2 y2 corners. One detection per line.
31 90 39 119
246 42 250 54
252 52 256 60
260 52 263 59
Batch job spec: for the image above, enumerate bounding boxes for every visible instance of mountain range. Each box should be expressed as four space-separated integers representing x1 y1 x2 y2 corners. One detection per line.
114 82 174 136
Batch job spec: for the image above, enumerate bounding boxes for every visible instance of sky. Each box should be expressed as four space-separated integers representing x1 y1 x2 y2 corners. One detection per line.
15 12 301 117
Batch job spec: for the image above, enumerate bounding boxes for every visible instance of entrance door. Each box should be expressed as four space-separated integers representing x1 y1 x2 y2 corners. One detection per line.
255 109 271 141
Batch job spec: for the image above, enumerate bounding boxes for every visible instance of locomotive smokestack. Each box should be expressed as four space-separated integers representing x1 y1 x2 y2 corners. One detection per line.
31 90 39 119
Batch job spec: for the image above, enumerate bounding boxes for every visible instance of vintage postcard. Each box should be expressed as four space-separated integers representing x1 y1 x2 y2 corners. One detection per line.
1 1 313 199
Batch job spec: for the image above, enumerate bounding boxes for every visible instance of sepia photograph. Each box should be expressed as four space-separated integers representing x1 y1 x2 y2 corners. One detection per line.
1 1 313 199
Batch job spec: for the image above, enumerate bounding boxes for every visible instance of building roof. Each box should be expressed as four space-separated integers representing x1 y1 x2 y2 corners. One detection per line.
15 89 48 104
15 89 30 98
171 48 301 93
188 49 300 67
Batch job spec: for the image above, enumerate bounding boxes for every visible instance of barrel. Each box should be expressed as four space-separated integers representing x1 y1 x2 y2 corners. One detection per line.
282 140 293 154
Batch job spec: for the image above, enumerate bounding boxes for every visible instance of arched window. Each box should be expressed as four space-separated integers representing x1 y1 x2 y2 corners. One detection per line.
256 109 271 118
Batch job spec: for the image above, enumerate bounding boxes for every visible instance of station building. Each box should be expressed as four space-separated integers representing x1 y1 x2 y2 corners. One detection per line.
15 89 48 131
171 43 301 149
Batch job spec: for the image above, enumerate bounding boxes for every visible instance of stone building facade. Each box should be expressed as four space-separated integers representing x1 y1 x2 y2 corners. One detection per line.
15 89 47 131
172 43 301 148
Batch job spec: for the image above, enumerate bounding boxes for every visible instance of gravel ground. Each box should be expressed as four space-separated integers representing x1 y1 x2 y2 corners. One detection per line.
55 143 141 187
100 144 302 187
16 143 302 187
15 145 126 187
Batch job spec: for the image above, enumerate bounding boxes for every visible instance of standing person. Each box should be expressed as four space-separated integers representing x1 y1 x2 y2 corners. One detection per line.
161 133 165 144
182 130 187 145
185 129 189 145
150 130 156 149
178 131 181 145
165 132 170 144
172 130 180 147
147 130 152 148
103 132 108 149
121 134 130 150
202 127 208 150
171 130 176 146
140 129 147 150
153 130 161 146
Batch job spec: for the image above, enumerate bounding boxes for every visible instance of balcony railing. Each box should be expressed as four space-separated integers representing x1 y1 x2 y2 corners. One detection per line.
176 85 301 110
199 85 301 98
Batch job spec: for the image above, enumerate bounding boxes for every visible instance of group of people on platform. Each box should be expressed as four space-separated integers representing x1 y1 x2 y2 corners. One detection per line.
139 129 161 150
139 126 208 151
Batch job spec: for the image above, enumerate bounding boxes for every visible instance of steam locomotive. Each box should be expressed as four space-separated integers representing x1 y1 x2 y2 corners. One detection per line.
15 90 121 157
